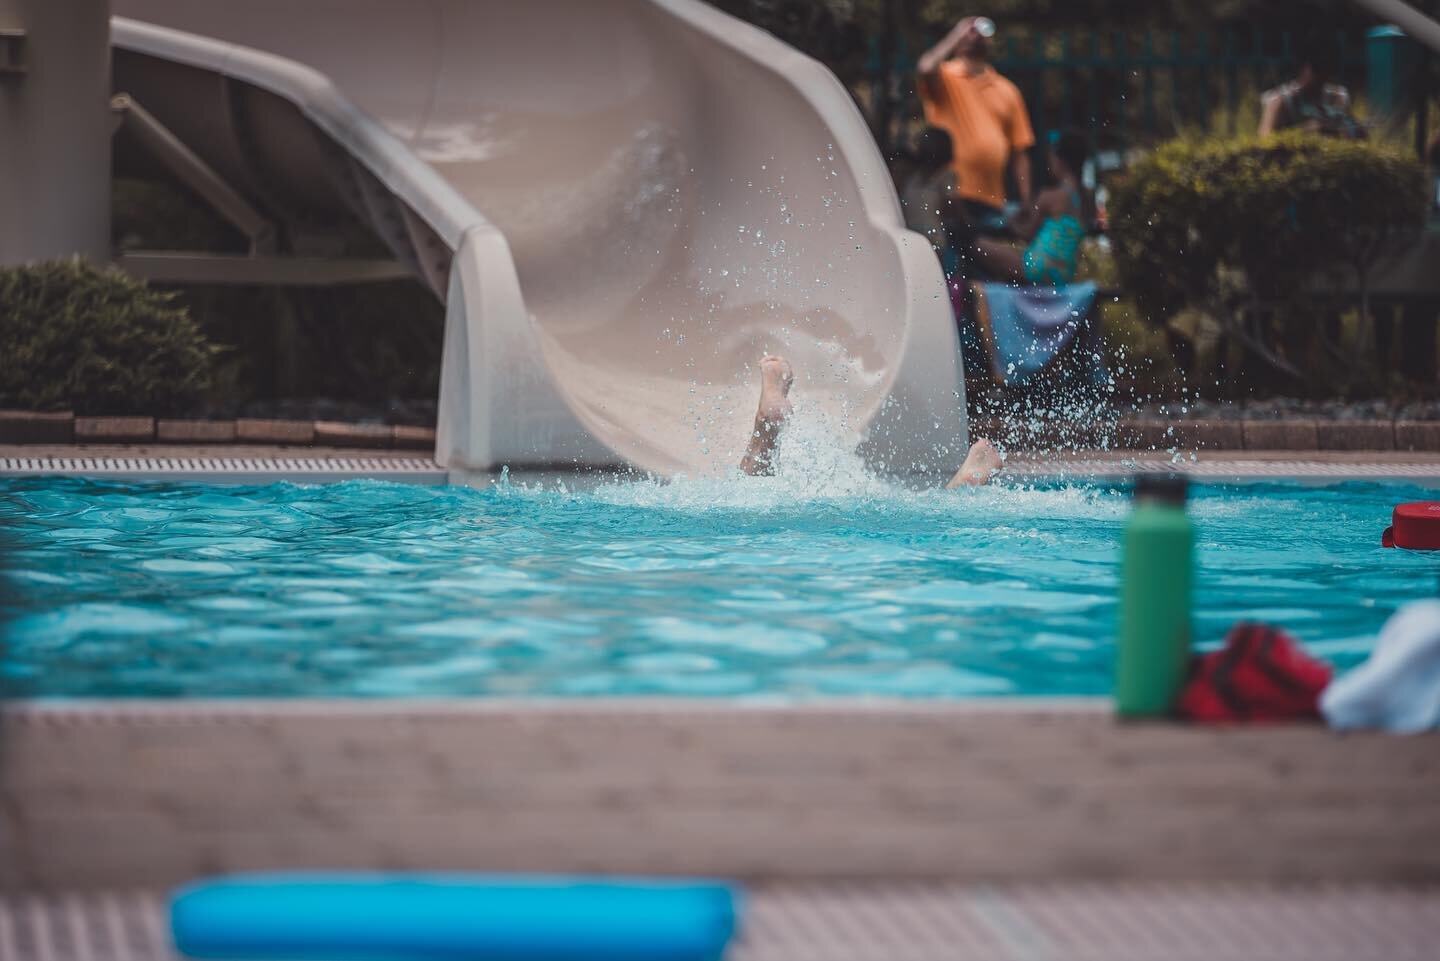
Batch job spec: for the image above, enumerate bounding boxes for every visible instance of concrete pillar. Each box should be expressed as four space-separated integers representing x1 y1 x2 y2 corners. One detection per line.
0 0 112 266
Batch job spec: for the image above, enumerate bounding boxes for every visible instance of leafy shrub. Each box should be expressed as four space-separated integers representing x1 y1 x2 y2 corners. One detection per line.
1107 133 1427 381
0 259 218 414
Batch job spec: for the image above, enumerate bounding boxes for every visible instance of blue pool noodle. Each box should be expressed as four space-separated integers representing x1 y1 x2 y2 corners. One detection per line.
170 874 740 961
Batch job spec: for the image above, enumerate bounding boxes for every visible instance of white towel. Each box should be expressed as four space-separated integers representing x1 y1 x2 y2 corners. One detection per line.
1321 599 1440 733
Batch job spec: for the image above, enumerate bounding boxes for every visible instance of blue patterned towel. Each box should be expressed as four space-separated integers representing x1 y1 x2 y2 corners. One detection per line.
974 281 1101 386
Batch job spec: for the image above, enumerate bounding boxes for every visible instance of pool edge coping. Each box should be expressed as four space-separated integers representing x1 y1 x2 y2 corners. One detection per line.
5 448 1440 485
1 695 1112 719
6 694 1437 891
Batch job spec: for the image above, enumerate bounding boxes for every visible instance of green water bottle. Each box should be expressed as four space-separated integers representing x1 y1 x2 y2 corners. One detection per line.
1116 474 1194 717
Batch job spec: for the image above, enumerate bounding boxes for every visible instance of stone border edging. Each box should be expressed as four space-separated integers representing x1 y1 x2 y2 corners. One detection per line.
968 416 1440 452
3 411 1437 453
0 411 436 449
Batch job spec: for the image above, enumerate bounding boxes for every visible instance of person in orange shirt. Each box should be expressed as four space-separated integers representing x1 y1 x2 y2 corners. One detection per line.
916 15 1035 231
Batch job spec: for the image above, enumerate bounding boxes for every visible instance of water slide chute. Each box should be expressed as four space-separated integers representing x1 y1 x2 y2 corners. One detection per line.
111 0 967 478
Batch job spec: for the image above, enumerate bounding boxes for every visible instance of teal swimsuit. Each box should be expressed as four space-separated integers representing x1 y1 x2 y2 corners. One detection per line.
1022 187 1086 287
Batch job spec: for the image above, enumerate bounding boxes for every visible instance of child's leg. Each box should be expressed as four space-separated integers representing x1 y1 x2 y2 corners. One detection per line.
945 438 1004 488
739 355 793 476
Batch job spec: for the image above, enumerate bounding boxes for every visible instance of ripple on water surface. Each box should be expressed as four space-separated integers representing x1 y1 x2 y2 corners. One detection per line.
0 471 1431 698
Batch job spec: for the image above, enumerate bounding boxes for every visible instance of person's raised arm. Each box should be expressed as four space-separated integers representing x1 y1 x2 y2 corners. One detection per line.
918 17 973 79
1258 94 1282 137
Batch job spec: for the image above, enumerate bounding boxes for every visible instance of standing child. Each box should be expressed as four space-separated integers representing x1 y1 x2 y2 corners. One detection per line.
900 127 963 275
963 130 1094 287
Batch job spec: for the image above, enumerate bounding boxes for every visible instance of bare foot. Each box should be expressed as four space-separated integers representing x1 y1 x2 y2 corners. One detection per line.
945 438 1004 488
739 355 793 476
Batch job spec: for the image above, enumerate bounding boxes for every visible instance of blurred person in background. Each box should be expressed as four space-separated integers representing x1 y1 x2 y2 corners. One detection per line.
900 126 963 275
1259 33 1365 139
916 14 1036 233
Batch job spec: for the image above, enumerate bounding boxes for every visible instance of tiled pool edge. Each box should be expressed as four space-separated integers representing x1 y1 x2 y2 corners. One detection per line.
0 453 449 485
5 448 1440 485
4 698 1436 890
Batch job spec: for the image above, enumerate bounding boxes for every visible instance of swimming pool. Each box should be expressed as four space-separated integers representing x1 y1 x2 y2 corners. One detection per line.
1 472 1432 698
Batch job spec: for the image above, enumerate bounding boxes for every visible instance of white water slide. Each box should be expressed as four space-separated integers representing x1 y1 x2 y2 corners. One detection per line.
111 0 966 479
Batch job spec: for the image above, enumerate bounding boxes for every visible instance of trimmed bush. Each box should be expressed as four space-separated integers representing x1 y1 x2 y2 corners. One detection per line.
0 259 218 414
1109 132 1427 340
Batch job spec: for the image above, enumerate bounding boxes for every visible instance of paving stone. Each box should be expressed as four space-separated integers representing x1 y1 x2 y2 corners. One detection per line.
156 419 237 444
1243 419 1320 450
1111 418 1144 447
1185 419 1245 450
313 420 391 449
74 416 154 444
0 410 74 444
392 425 438 450
1394 420 1440 452
235 418 315 446
1316 420 1395 451
1116 419 1181 449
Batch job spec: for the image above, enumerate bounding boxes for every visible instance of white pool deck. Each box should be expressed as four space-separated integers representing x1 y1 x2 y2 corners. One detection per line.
4 445 1438 959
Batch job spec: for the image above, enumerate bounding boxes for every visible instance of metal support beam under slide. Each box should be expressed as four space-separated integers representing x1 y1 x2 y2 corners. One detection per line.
112 92 276 253
111 92 407 287
116 251 412 285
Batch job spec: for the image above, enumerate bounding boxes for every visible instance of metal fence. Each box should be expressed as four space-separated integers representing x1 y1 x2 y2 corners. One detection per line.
877 26 1373 151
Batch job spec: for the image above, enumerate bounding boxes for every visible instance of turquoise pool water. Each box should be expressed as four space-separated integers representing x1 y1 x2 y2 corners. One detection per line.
1 474 1433 698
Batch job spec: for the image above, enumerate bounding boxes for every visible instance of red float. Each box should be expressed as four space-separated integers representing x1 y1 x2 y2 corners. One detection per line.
1381 502 1440 550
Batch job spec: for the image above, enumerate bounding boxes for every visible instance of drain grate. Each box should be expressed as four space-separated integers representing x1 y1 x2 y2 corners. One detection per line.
3 455 1440 485
0 455 447 484
4 884 1437 961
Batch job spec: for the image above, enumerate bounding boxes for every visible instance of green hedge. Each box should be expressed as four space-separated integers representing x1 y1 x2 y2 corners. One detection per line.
0 259 218 414
1109 133 1428 325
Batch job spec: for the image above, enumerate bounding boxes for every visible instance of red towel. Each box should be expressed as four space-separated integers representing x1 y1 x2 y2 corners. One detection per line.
1178 623 1332 723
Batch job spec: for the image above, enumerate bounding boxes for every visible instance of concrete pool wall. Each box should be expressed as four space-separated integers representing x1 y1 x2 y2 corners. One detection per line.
3 699 1437 890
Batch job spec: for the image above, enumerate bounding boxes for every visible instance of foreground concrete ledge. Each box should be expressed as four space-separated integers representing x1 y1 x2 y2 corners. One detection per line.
3 698 1435 890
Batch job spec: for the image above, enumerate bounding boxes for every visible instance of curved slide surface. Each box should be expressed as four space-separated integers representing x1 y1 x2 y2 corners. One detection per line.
112 0 967 478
